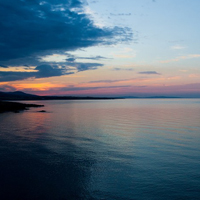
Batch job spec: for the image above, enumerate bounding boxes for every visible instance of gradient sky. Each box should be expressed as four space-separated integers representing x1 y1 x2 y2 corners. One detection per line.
0 0 200 97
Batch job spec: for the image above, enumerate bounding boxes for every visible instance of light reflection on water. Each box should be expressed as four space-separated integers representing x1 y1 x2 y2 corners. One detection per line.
0 99 200 199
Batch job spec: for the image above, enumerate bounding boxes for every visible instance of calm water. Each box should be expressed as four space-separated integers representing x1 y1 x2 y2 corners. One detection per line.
0 99 200 200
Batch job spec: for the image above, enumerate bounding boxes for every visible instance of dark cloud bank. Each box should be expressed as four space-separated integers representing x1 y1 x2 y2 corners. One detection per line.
0 0 132 82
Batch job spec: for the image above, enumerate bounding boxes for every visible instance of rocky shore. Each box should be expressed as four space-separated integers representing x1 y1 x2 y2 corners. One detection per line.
0 101 44 113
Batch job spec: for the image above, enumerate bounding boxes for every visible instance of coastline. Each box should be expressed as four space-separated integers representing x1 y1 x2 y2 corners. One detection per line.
0 101 44 113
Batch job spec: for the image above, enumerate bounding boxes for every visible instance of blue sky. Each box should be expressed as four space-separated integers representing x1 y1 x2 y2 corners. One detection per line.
0 0 200 97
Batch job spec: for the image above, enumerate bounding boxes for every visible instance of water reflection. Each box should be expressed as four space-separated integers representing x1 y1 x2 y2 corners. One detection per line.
0 99 200 199
0 109 95 199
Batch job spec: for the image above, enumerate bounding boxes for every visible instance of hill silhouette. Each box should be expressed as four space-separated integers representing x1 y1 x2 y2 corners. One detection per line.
0 91 115 100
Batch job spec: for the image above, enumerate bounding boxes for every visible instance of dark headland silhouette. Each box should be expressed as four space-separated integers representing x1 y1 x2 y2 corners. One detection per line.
0 101 44 113
0 91 116 101
0 91 115 113
0 91 181 101
0 91 182 113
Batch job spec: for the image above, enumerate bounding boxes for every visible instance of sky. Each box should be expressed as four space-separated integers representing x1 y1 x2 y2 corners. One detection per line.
0 0 200 97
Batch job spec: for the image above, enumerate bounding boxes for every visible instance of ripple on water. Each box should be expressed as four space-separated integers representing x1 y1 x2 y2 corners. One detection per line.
0 99 200 199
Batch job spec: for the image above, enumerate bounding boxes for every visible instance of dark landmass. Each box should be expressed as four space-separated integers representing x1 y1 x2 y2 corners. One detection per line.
144 96 181 99
0 101 44 113
0 91 183 101
0 91 116 100
0 91 38 100
115 96 181 99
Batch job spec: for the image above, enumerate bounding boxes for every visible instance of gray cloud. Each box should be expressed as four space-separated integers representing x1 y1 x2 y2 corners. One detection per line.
35 65 66 78
76 63 104 71
89 78 132 83
0 0 132 82
0 64 8 68
66 58 76 62
138 71 161 75
0 61 106 82
113 67 134 71
110 13 131 16
0 0 132 64
89 80 120 83
0 84 16 92
66 62 104 72
0 65 73 82
66 55 109 62
77 56 109 60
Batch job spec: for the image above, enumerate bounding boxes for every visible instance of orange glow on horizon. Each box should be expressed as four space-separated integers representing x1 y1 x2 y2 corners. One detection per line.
14 82 66 91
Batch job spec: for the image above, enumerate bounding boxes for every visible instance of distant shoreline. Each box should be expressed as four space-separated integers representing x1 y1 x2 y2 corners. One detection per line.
1 91 200 101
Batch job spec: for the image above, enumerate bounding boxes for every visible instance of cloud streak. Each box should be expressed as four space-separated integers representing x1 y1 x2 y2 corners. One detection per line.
112 67 134 71
138 71 161 75
0 65 73 82
171 45 186 50
77 56 110 60
89 78 132 84
160 54 200 63
66 62 104 72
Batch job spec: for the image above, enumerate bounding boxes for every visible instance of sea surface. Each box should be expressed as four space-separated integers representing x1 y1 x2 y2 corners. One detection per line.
0 99 200 200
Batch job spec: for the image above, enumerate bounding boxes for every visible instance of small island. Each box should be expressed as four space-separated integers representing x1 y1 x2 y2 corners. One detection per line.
0 101 44 113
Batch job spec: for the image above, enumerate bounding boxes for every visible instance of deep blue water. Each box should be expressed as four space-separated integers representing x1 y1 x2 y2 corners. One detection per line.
0 99 200 200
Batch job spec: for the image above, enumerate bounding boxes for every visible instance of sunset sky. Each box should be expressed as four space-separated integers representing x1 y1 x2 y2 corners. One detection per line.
0 0 200 97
